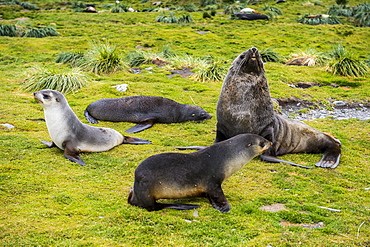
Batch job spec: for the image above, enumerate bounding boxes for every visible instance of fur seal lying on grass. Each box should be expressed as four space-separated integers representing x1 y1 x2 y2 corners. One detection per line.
216 47 341 169
34 89 151 166
84 95 212 133
128 134 271 212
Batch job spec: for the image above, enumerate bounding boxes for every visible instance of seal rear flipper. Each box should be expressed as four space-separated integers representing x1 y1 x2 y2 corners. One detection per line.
155 203 201 211
41 141 56 148
175 146 207 150
125 119 156 133
260 154 313 169
315 153 340 169
123 136 152 145
84 110 99 124
206 188 231 213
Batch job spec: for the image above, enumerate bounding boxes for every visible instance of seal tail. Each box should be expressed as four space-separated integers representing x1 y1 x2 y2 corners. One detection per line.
260 154 313 169
155 203 201 211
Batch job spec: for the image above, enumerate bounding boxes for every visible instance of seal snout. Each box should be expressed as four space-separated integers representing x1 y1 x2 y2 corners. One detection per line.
250 47 259 59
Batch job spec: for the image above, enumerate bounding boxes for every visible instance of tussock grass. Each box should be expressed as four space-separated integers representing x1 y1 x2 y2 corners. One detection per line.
260 48 283 63
191 59 228 82
0 24 58 37
22 66 88 94
156 11 193 23
297 14 342 25
327 45 368 77
79 41 128 74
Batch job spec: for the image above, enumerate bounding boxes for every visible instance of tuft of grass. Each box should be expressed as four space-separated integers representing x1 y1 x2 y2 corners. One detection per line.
327 5 353 17
156 12 193 24
191 59 228 82
22 66 88 94
260 48 283 63
0 24 18 37
262 5 283 15
177 3 198 12
327 45 368 77
111 3 128 13
79 41 127 74
55 52 85 66
297 14 341 25
352 3 370 27
224 4 245 14
0 24 58 38
19 26 59 38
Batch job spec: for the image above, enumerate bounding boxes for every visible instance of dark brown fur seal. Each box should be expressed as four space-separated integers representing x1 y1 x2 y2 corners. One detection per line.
84 95 212 133
34 89 151 166
216 47 341 168
128 134 271 212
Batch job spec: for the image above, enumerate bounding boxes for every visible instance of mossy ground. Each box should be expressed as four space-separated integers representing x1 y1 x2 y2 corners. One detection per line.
1 0 369 246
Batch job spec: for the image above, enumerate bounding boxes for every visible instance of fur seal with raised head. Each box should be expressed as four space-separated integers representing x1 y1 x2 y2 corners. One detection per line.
34 89 151 166
128 133 271 213
84 95 212 133
216 47 341 168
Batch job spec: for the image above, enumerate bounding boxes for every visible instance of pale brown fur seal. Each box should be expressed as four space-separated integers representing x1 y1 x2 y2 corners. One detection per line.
216 47 341 168
128 134 271 212
84 96 212 133
34 89 151 166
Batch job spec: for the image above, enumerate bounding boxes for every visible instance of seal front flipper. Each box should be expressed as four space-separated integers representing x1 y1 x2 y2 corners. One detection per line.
84 110 99 124
206 187 231 213
63 141 86 166
123 136 152 145
41 141 56 148
125 119 156 133
260 154 313 169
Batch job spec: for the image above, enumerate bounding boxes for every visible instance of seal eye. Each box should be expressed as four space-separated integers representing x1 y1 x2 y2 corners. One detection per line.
43 94 50 99
191 114 195 117
240 55 245 60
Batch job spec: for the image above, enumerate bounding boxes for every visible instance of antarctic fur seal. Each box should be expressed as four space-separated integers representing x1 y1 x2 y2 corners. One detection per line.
34 89 151 166
128 133 271 213
216 47 341 168
84 95 212 133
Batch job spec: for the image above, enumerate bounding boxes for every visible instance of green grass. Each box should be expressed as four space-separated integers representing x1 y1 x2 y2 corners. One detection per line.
1 0 370 246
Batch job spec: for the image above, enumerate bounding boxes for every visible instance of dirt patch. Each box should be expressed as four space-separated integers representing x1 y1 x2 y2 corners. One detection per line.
167 68 194 79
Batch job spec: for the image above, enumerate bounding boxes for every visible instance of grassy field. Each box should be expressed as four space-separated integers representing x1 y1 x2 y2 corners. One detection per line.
1 0 369 246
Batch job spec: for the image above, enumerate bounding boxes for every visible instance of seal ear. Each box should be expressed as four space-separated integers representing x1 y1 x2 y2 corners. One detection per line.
55 97 60 102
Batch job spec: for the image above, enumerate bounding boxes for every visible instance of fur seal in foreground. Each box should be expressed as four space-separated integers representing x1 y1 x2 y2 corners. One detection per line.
128 134 271 212
84 96 212 133
216 47 341 169
34 89 151 166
